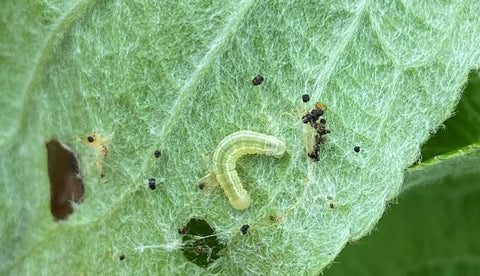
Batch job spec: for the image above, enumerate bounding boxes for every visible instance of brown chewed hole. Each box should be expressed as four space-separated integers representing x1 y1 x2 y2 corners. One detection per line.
181 218 225 268
46 139 85 221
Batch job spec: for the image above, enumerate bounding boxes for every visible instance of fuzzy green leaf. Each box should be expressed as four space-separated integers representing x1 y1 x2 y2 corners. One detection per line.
403 71 480 193
1 1 480 275
324 71 480 275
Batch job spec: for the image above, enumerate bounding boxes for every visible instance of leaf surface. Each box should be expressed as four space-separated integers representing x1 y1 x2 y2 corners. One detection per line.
325 71 480 275
1 1 480 274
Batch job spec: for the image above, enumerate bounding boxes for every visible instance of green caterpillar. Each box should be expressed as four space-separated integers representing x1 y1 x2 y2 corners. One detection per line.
210 130 286 210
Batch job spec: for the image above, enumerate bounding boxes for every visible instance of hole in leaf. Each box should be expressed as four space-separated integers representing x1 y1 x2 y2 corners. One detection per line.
181 218 225 268
46 139 84 221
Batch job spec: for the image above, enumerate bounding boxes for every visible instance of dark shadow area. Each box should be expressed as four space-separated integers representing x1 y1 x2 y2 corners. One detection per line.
46 139 84 221
180 218 225 268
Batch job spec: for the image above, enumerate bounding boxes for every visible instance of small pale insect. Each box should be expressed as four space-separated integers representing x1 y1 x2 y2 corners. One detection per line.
210 130 286 210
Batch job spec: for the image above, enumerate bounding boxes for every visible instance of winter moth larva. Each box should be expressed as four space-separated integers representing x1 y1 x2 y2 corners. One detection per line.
212 130 286 210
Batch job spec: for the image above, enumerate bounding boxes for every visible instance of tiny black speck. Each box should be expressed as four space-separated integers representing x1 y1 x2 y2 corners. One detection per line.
318 129 329 136
302 113 312 124
240 224 250 235
198 182 205 190
119 255 125 261
302 94 310 102
308 151 319 161
252 75 264 85
354 146 361 153
314 109 324 117
154 150 161 158
319 118 326 124
148 178 156 190
87 136 94 143
311 109 323 120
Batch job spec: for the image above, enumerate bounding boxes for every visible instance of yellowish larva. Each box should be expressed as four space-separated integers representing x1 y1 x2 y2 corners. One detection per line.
212 130 286 210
